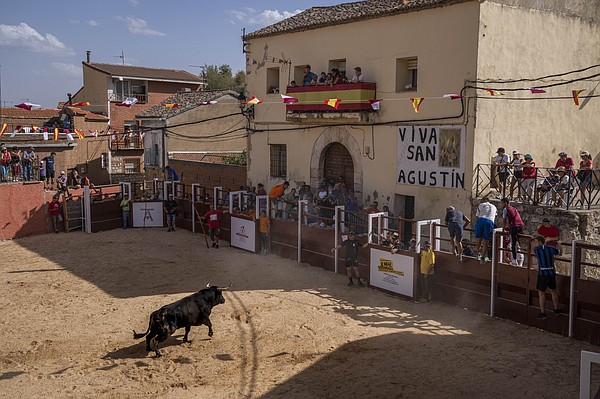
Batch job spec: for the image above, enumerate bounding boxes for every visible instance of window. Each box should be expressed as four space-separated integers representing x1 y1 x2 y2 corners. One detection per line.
328 59 346 80
101 153 108 169
266 67 280 94
116 80 130 98
269 144 287 178
396 57 418 92
124 158 141 174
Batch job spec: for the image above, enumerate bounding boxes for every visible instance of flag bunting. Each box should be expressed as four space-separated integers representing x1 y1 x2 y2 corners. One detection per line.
243 96 263 105
53 128 59 141
572 89 586 106
324 98 341 109
71 101 90 107
369 99 382 110
410 98 424 113
115 97 138 107
14 102 42 111
281 94 299 103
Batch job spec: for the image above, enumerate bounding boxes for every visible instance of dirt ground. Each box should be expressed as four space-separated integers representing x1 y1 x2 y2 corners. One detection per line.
0 228 598 399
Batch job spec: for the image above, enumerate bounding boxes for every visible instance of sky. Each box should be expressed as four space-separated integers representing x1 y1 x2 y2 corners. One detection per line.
0 0 342 109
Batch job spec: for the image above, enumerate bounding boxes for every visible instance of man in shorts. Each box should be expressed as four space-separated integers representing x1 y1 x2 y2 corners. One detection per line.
331 232 368 286
48 194 61 233
204 203 224 248
533 235 561 320
164 194 178 232
474 197 497 264
493 147 510 198
43 152 56 189
444 206 471 262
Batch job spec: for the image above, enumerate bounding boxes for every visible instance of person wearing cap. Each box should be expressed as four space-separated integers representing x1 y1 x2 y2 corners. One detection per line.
351 67 364 83
555 151 574 172
444 206 471 262
577 150 593 207
521 153 537 201
120 194 131 229
21 146 36 181
9 146 21 182
331 232 368 286
552 166 570 206
493 147 510 198
164 194 178 232
537 218 559 247
509 150 523 200
57 170 69 193
419 241 436 303
500 198 524 264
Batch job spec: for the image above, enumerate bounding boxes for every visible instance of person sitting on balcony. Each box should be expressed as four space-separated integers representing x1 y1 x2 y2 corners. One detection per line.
289 80 297 87
555 151 574 173
317 72 327 85
71 170 82 189
351 67 364 83
324 73 335 87
331 68 344 85
552 166 570 206
302 65 318 86
537 169 559 204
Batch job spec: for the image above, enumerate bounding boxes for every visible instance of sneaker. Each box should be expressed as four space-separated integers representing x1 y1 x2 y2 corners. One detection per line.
347 280 354 286
554 309 561 315
459 255 464 263
537 313 547 320
480 256 489 264
453 248 458 256
212 242 216 248
476 253 482 261
167 228 172 232
357 280 365 287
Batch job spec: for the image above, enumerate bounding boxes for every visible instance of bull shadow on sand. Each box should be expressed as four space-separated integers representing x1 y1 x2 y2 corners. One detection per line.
103 332 212 360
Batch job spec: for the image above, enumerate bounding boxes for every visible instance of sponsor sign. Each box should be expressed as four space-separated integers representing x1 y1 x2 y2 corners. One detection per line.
132 201 164 227
231 216 256 252
369 248 415 297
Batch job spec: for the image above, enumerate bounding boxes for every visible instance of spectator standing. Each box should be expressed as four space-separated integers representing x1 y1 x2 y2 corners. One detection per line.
500 198 524 265
533 236 561 320
537 218 559 247
351 67 364 83
259 210 270 255
302 65 317 86
0 147 10 183
521 153 537 201
282 188 298 220
419 241 436 303
165 194 178 232
203 203 225 248
21 146 36 181
509 150 523 200
555 151 574 173
474 197 497 264
164 165 179 181
48 194 62 233
257 183 266 196
493 147 510 198
9 146 20 182
120 194 131 229
577 150 593 207
444 206 471 262
331 232 368 287
43 152 56 189
269 181 289 219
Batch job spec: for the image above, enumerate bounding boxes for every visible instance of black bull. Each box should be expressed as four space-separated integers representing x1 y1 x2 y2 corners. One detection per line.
133 285 228 357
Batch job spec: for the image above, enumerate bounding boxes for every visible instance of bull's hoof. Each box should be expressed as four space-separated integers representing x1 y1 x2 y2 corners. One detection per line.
208 331 213 337
155 352 162 358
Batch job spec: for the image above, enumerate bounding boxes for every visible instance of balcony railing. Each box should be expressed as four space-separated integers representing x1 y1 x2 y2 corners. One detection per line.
109 93 147 103
110 135 143 151
285 83 376 112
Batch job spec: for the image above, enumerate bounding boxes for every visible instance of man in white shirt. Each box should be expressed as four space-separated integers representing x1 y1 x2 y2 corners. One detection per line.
351 66 364 83
474 196 497 264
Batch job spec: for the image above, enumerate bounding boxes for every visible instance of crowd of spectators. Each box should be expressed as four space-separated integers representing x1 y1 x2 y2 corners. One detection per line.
294 65 365 88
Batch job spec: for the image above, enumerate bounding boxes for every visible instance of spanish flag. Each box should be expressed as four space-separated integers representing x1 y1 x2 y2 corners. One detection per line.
75 129 85 139
0 123 7 138
71 101 90 107
54 128 60 141
324 98 341 109
243 96 263 105
410 98 424 113
163 103 180 108
572 89 585 106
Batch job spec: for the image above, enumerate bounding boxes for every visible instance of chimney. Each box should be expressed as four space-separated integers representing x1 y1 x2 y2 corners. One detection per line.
86 51 91 63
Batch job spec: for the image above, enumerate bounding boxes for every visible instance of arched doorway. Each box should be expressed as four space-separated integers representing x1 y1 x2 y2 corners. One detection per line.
323 143 354 190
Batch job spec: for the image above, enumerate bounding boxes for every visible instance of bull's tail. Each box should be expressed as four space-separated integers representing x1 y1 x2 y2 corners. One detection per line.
133 319 151 339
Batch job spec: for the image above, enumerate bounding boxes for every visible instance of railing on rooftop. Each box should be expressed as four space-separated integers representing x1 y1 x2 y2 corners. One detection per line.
110 134 143 151
109 93 147 103
285 82 377 113
474 163 600 210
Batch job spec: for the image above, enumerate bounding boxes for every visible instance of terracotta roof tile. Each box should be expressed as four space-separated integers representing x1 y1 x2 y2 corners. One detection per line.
137 90 240 119
1 108 60 119
246 0 471 39
86 62 204 83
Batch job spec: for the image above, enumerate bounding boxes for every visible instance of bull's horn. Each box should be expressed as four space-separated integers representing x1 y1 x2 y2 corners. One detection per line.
217 283 232 291
206 282 211 288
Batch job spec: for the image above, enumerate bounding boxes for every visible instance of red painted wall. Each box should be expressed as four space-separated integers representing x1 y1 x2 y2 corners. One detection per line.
0 182 55 239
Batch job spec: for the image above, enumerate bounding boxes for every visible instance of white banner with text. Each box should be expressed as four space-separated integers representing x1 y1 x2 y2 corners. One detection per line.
369 248 415 298
230 217 256 252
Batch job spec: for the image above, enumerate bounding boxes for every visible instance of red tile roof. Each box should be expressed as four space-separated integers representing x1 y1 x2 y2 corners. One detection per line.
0 108 60 119
85 62 204 83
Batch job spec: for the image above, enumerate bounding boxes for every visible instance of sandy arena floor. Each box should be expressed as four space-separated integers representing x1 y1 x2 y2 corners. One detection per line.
0 228 598 398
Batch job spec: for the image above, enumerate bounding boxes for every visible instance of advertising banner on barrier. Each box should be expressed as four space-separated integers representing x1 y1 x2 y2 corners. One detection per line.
132 201 164 228
369 248 415 298
230 216 256 252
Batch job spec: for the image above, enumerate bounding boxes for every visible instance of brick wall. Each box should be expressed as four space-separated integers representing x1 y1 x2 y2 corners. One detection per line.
152 159 247 192
0 182 55 239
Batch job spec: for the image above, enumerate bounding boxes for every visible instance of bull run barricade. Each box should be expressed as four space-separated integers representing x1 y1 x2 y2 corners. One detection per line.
474 164 600 210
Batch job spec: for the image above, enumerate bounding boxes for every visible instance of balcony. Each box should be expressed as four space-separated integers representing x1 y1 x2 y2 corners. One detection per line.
110 135 144 151
109 93 147 104
285 83 377 113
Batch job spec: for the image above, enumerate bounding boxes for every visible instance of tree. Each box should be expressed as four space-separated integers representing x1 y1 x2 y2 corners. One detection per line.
222 150 247 166
202 64 246 93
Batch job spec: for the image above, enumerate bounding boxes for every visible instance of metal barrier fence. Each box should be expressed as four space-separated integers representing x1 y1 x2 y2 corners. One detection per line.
474 164 600 210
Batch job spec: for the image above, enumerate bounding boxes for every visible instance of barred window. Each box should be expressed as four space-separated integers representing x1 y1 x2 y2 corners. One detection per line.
124 158 141 174
270 144 287 178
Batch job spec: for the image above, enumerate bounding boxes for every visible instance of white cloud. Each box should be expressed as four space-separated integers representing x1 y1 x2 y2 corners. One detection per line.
0 23 74 55
230 8 302 26
115 16 165 36
51 62 82 77
87 20 99 27
129 0 139 6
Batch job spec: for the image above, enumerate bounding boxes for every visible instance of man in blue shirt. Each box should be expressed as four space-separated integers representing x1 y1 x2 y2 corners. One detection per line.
164 165 179 181
533 235 561 320
302 65 317 86
43 152 56 189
